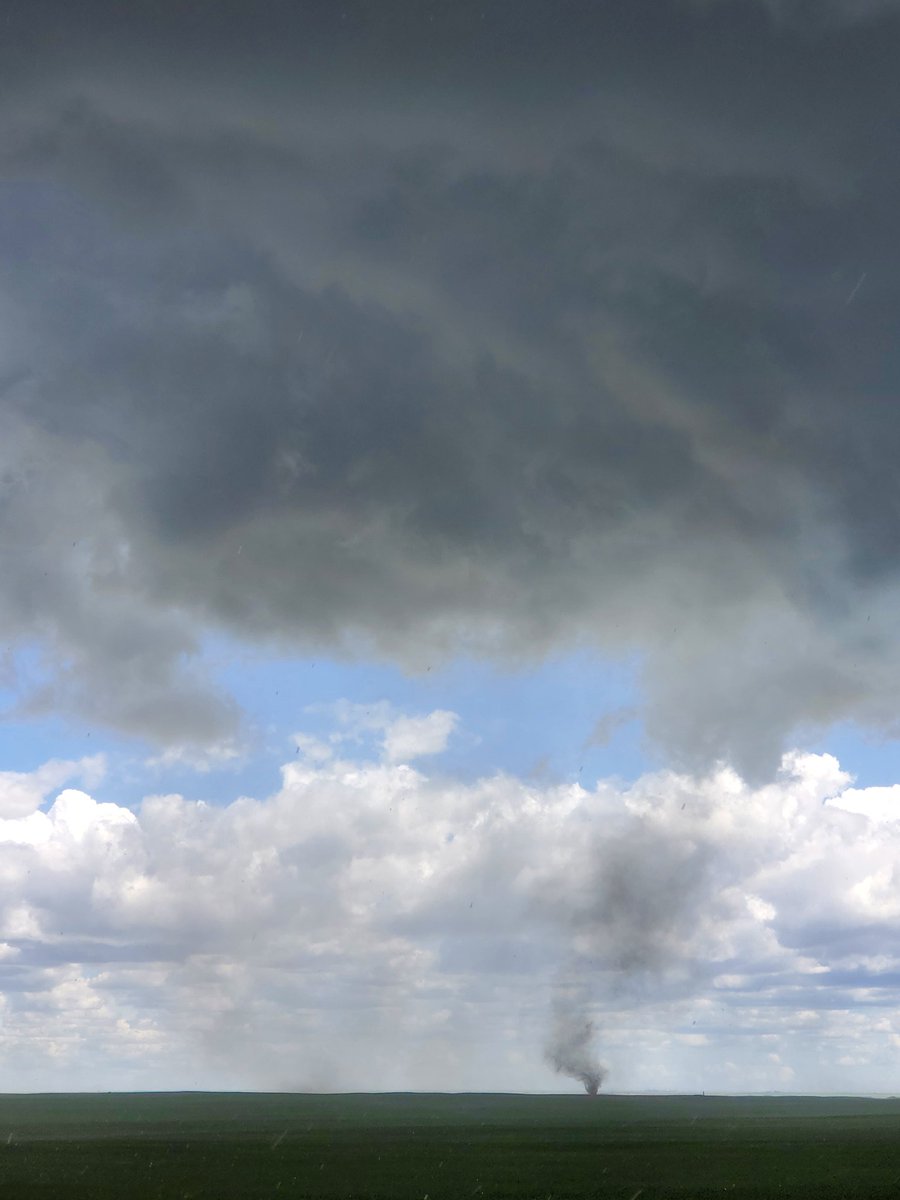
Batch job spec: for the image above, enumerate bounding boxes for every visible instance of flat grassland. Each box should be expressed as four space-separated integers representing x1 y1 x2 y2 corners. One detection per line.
0 1091 899 1198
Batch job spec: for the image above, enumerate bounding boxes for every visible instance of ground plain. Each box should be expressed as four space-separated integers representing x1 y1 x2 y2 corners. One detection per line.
0 1091 899 1197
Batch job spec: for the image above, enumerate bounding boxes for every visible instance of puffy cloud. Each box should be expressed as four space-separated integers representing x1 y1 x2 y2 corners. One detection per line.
0 730 898 1089
306 701 459 763
0 755 105 819
382 711 458 763
828 784 900 823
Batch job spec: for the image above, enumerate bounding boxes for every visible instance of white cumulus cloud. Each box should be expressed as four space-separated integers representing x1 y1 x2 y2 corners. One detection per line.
0 723 897 1091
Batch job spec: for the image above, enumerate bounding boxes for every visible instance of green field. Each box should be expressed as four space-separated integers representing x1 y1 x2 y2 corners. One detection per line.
0 1091 899 1197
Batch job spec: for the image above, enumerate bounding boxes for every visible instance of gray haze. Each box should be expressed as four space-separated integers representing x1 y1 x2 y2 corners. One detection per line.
2 1 900 774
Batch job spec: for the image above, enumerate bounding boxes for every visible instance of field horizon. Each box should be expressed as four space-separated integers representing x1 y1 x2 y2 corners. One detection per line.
0 1087 896 1100
0 1090 899 1196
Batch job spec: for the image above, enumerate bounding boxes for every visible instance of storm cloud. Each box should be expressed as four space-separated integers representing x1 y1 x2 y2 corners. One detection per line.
2 1 900 775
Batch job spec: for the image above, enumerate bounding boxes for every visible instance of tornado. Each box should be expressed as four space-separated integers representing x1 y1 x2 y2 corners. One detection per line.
546 1010 607 1096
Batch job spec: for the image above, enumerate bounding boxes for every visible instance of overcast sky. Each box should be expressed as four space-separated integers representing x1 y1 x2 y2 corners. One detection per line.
3 0 900 1093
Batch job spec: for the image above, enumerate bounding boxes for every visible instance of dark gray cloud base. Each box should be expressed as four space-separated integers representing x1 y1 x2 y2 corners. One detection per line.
2 0 900 772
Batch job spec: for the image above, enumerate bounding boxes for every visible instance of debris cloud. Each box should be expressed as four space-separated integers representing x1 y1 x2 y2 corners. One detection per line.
546 997 608 1096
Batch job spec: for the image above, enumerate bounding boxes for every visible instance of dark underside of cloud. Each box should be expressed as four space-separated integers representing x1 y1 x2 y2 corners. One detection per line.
2 0 900 775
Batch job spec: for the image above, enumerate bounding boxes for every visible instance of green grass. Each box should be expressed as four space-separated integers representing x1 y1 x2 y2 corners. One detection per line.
0 1092 899 1197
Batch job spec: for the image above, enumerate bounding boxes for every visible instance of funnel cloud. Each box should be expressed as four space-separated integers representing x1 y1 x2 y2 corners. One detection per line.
546 1003 608 1096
